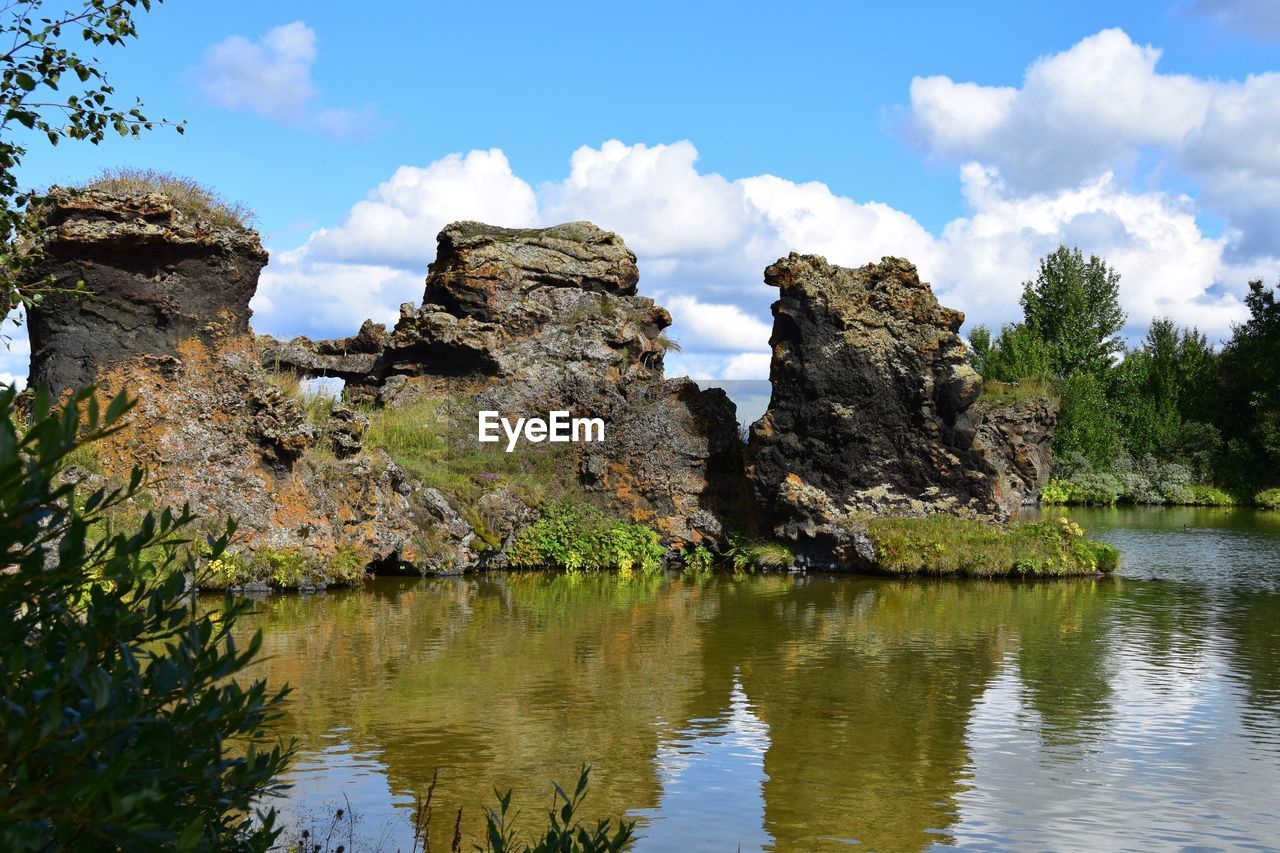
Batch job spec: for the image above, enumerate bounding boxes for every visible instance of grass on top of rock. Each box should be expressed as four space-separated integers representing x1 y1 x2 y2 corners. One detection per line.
81 167 255 227
865 514 1119 577
977 377 1058 407
509 500 664 575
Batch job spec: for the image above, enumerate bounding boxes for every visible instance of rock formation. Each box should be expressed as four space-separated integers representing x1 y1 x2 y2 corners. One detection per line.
23 195 744 584
970 395 1057 516
266 221 747 545
746 253 1055 568
24 189 266 396
21 186 1056 582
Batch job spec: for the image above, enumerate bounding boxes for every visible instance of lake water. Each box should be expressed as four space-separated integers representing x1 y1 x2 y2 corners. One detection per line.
240 507 1280 851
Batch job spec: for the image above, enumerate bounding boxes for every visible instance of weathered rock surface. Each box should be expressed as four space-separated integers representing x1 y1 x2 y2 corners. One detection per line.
746 253 1050 568
272 222 746 546
25 193 746 582
89 342 424 577
969 395 1057 516
24 189 267 396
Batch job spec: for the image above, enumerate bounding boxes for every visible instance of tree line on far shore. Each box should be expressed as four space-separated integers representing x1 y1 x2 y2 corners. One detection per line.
969 246 1279 507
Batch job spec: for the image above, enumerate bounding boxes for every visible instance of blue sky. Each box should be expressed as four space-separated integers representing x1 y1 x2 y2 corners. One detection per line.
11 0 1280 381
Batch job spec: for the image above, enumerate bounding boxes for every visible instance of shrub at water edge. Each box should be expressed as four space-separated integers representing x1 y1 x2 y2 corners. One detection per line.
866 514 1119 577
509 501 664 575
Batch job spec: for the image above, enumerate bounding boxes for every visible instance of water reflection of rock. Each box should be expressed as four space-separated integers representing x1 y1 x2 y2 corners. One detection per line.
240 575 714 841
233 575 1122 851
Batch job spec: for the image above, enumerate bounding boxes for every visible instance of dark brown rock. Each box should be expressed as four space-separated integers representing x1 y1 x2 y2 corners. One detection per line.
423 221 640 332
968 394 1057 515
23 189 267 396
746 254 1002 568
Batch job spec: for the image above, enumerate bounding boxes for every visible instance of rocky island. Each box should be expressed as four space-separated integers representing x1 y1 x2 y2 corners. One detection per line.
20 186 1115 587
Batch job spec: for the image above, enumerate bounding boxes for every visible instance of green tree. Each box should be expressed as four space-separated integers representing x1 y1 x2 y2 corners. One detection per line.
976 323 1055 382
1111 318 1216 459
1216 279 1280 489
1053 371 1121 469
2 0 181 313
966 324 992 376
1021 246 1126 378
0 388 292 850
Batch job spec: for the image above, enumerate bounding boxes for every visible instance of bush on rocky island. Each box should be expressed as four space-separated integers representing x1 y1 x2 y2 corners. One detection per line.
865 514 1119 577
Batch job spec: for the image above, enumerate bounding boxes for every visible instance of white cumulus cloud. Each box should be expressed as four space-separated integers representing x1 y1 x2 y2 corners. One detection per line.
255 137 1267 379
907 28 1280 265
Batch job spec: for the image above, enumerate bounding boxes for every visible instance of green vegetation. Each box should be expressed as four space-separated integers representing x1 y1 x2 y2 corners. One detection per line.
680 542 716 572
363 395 587 552
203 543 370 591
977 377 1057 407
364 396 579 511
969 245 1280 507
866 514 1119 577
480 766 635 853
0 387 291 849
84 167 254 227
1257 488 1280 511
509 501 664 575
678 535 795 573
726 534 795 571
2 0 183 314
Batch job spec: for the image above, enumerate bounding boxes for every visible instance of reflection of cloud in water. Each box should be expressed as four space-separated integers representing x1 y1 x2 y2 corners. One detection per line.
950 646 1280 851
275 729 417 852
631 676 773 852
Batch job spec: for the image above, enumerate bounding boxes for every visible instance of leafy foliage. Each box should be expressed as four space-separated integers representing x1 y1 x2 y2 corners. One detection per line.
479 766 634 853
968 322 1055 383
969 246 1277 501
866 514 1119 577
680 542 714 572
509 501 664 575
1020 245 1126 379
0 388 292 850
1255 488 1280 511
1054 371 1122 469
1216 279 1280 490
2 0 182 312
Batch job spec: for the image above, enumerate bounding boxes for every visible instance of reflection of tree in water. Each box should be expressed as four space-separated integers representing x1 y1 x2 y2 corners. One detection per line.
1009 580 1119 748
702 578 1007 851
1218 587 1280 739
